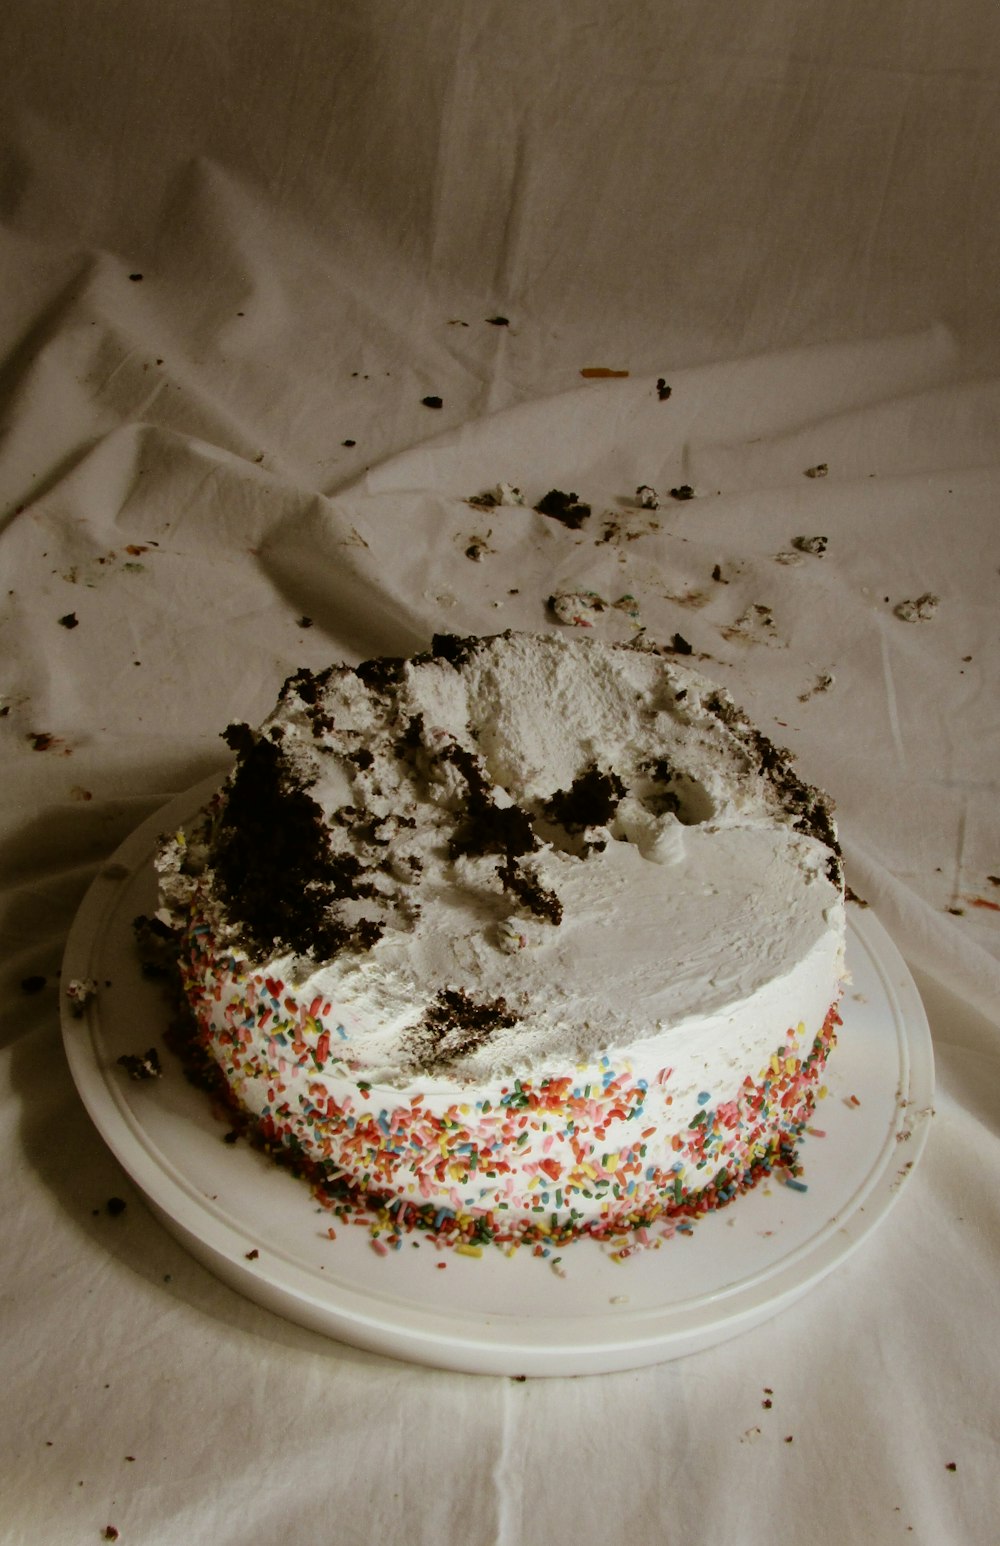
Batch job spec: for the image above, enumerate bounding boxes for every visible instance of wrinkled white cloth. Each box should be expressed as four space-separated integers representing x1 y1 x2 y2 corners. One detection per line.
2 4 999 1544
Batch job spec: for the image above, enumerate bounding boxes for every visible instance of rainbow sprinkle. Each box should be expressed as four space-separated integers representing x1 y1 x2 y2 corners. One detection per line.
167 917 842 1259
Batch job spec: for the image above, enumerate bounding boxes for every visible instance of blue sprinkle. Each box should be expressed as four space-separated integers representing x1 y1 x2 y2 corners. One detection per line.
697 1090 711 1105
784 1177 809 1193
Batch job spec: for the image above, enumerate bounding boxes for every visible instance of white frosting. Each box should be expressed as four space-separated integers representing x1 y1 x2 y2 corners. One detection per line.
161 633 845 1234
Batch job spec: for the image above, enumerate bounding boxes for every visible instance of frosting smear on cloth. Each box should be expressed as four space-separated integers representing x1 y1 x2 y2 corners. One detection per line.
156 632 846 1252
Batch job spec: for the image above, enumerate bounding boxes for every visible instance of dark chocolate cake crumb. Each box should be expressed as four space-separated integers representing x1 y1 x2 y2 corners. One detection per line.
421 395 443 409
534 489 591 528
355 655 407 692
214 728 383 960
642 758 682 817
58 611 79 628
656 378 672 400
670 633 693 654
704 691 842 883
669 484 695 501
432 632 480 669
499 857 563 924
132 913 178 976
442 741 537 862
407 987 518 1069
116 1047 162 1081
544 764 626 833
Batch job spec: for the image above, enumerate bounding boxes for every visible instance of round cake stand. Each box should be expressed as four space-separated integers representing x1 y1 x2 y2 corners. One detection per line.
60 781 934 1377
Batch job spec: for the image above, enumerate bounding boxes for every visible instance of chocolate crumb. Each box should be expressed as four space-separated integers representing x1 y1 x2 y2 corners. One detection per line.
670 633 693 655
407 987 518 1069
342 438 356 447
945 1461 957 1472
534 489 591 528
544 764 625 832
669 485 695 501
487 315 510 326
214 727 382 960
421 395 443 409
432 633 480 669
355 655 407 692
499 856 563 924
116 1047 162 1081
297 615 313 628
656 378 672 400
20 975 46 994
58 612 79 629
245 1248 259 1260
106 1197 127 1216
704 691 842 884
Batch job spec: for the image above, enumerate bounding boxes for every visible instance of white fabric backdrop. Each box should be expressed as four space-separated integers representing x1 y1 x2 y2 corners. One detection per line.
2 4 998 1543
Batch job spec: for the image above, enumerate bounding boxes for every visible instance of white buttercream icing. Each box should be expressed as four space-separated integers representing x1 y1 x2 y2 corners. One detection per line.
158 632 845 1241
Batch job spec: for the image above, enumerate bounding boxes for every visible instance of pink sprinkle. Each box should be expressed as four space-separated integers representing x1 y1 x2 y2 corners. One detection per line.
371 1239 389 1257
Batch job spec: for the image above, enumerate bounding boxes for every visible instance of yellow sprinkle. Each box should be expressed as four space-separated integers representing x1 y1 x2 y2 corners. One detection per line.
770 1054 781 1076
784 1057 799 1076
605 1153 620 1171
818 1084 829 1099
455 1243 483 1259
797 1021 806 1037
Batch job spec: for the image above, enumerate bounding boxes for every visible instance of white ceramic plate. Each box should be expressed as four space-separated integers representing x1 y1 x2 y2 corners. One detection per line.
61 780 934 1377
